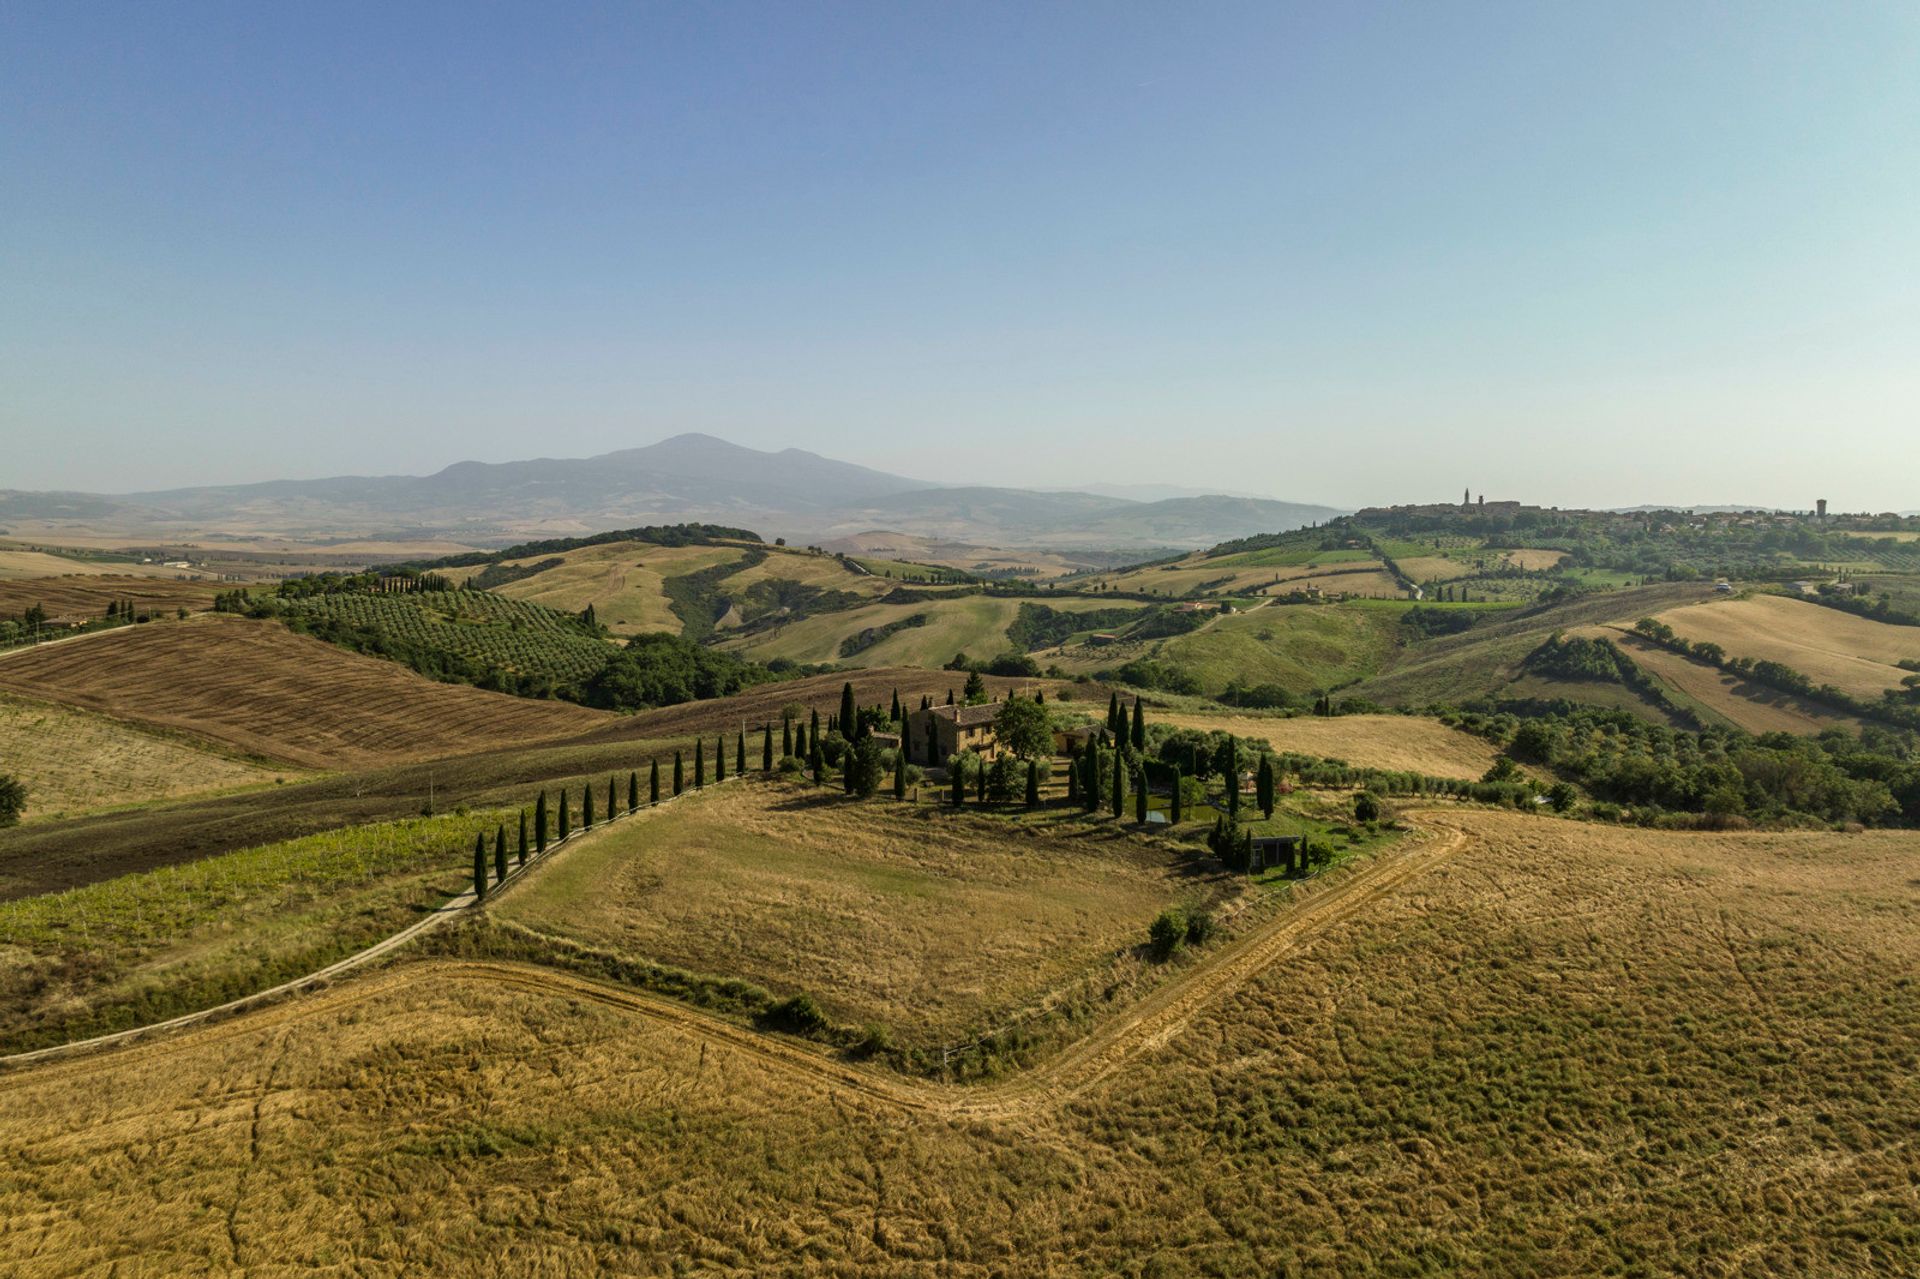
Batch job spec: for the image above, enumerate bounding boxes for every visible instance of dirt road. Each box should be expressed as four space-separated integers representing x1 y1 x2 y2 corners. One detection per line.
0 809 1471 1118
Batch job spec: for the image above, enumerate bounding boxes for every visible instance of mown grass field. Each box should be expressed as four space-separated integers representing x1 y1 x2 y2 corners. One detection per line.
3 809 1913 1275
0 615 609 770
0 691 288 822
1654 594 1920 697
498 778 1212 1043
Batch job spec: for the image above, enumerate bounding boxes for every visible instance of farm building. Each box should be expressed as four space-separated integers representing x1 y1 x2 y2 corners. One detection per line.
904 703 1004 765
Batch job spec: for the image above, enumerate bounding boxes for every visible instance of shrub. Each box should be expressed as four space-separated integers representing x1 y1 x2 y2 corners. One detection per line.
1353 791 1382 824
1184 909 1216 947
761 993 830 1036
1148 909 1186 961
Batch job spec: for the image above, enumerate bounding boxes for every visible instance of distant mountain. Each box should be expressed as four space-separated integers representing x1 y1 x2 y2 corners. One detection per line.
1065 482 1276 503
1 433 1345 551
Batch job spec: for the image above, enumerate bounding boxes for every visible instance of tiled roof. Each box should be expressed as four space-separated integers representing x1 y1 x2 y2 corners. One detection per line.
924 703 1000 727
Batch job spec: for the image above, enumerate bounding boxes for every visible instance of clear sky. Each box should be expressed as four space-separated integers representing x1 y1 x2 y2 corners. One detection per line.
3 2 1917 511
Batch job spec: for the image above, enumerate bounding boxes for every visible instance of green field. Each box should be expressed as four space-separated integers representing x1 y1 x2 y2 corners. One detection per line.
1156 603 1406 695
723 594 1148 667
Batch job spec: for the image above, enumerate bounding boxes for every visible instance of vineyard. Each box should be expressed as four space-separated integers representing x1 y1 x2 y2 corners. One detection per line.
274 589 616 689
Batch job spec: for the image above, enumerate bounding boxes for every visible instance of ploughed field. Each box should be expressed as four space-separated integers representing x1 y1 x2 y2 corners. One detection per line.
0 614 609 770
0 573 223 618
2 809 1914 1276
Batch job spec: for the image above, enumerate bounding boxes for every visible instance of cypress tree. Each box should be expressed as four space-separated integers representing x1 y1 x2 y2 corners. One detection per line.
810 707 821 747
1107 691 1120 733
608 775 618 821
673 751 684 796
1025 758 1039 808
782 717 793 757
810 733 824 784
795 721 808 760
1111 749 1124 817
715 736 725 783
921 694 930 711
1035 689 1044 704
495 825 507 883
650 758 661 805
1131 699 1145 750
1257 756 1275 819
535 791 549 852
890 689 901 723
841 682 858 741
518 810 529 865
628 771 639 813
894 748 907 800
695 739 705 788
951 760 965 806
946 689 954 706
559 790 571 840
1170 766 1183 824
473 834 488 902
762 724 773 771
1227 738 1241 820
1135 767 1147 823
583 782 595 828
1083 747 1101 812
1067 742 1081 803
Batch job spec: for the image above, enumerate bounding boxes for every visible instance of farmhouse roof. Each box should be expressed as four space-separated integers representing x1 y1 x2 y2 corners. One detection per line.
928 703 1000 727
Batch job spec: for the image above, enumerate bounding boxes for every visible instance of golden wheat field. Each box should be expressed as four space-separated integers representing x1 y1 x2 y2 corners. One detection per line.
1653 594 1920 698
1153 710 1504 779
0 615 609 769
1 810 1915 1276
490 541 750 634
1596 628 1856 735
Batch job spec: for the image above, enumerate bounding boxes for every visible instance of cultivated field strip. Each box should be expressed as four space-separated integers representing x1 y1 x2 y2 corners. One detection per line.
0 614 608 768
0 811 1468 1119
0 573 222 618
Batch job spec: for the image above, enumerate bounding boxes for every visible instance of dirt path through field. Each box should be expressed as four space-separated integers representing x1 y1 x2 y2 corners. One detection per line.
0 809 1471 1120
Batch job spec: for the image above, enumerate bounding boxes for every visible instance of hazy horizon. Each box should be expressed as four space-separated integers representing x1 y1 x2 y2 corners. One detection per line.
4 2 1917 511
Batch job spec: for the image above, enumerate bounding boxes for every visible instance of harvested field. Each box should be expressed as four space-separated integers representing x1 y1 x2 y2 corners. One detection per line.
0 615 608 770
0 692 285 822
1152 710 1503 779
491 541 746 634
723 596 1143 667
0 574 223 619
498 778 1207 1042
1655 594 1920 698
0 550 129 580
1596 628 1857 735
3 812 1915 1275
1500 547 1568 570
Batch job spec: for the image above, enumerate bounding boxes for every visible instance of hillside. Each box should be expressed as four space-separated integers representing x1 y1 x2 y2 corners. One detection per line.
4 809 1915 1274
0 615 609 770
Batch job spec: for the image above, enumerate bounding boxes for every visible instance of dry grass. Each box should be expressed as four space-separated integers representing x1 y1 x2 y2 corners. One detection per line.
496 778 1210 1042
1593 627 1859 735
1 811 1914 1275
491 541 746 634
1154 710 1504 779
0 574 223 619
0 691 287 822
0 615 608 769
0 550 128 580
1655 594 1920 698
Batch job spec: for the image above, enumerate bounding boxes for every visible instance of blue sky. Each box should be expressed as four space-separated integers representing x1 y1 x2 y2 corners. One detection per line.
3 2 1917 510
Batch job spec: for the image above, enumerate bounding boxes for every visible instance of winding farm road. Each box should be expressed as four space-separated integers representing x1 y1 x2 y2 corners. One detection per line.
0 802 1471 1117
